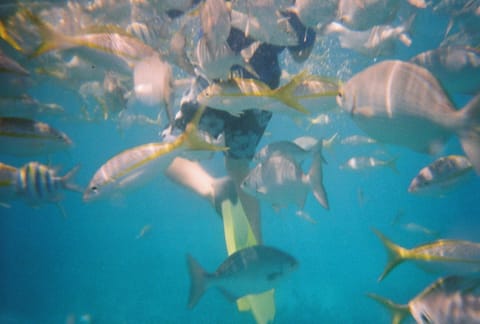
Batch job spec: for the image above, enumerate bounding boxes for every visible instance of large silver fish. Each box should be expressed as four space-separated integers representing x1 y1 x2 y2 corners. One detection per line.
0 117 72 156
187 245 298 308
369 275 480 324
336 60 480 174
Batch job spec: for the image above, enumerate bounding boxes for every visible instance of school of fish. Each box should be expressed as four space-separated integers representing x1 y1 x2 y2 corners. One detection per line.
0 0 479 323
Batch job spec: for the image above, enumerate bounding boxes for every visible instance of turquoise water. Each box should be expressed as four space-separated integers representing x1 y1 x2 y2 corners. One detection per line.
1 2 480 323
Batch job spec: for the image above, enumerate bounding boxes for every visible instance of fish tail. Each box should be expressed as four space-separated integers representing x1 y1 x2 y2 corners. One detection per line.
372 228 409 282
367 293 410 324
23 9 72 57
183 106 229 152
186 254 209 309
61 165 83 193
0 20 23 52
322 133 338 152
274 71 310 114
307 150 329 210
387 157 399 174
459 94 480 174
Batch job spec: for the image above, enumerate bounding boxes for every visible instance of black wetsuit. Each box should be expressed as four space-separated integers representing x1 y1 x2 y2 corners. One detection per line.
163 11 315 160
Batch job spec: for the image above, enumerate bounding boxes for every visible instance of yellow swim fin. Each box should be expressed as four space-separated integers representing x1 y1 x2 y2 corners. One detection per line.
222 197 275 324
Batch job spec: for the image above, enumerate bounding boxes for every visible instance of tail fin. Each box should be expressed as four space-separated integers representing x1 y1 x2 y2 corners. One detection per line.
372 228 409 282
61 165 83 193
186 254 209 309
23 9 73 57
367 293 410 324
459 94 480 174
386 157 399 174
308 151 329 210
273 71 310 114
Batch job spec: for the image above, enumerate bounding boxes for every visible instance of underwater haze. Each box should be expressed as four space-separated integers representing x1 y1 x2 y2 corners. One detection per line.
1 1 480 323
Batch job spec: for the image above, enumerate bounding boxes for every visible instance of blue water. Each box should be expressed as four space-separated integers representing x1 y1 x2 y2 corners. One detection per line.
1 3 480 324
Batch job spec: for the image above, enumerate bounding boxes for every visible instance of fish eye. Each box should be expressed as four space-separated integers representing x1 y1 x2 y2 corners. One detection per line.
91 186 98 193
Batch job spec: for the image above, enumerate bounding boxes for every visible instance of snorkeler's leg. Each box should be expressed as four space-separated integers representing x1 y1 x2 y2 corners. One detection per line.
225 157 262 244
165 157 237 214
165 157 215 201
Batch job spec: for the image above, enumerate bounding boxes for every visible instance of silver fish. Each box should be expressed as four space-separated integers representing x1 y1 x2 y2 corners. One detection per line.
341 134 377 145
254 138 323 164
408 155 474 195
410 46 480 95
373 228 480 281
340 156 398 172
336 60 480 174
187 245 298 308
369 275 480 324
337 0 399 31
241 150 329 215
0 117 72 156
287 0 338 28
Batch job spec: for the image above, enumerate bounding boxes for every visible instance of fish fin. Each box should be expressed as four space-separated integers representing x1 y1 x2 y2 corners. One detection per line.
256 186 268 194
23 9 73 57
372 228 409 282
273 71 310 114
61 165 83 193
55 202 67 219
0 20 23 53
322 133 338 152
387 157 399 174
366 293 410 324
183 105 229 152
308 151 329 210
459 94 480 174
186 254 209 309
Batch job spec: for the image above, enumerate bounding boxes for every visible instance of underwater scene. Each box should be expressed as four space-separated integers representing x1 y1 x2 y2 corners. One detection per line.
1 0 480 323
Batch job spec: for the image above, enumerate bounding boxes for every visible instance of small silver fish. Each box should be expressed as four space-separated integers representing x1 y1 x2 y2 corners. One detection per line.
337 0 399 31
254 138 324 165
340 156 398 173
187 245 298 308
408 155 474 195
340 134 377 145
336 60 480 174
0 117 72 156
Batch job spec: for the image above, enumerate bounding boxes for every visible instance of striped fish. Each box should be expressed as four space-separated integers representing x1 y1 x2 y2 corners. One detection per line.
15 162 81 205
0 117 72 156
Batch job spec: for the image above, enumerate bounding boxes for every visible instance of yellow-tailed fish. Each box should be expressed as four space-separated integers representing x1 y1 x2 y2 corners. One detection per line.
373 228 480 281
83 106 227 202
23 9 157 64
336 60 480 174
197 71 311 117
368 275 480 324
0 117 72 156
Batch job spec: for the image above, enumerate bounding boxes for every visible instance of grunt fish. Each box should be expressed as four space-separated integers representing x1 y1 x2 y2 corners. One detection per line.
187 245 298 308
